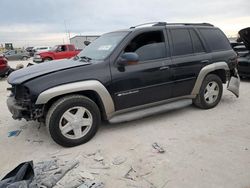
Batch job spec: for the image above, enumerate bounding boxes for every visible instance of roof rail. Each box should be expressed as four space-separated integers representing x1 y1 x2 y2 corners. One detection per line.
130 22 213 29
166 23 214 27
130 22 167 29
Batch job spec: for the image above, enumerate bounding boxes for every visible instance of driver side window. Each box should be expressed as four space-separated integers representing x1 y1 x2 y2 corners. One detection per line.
124 30 167 62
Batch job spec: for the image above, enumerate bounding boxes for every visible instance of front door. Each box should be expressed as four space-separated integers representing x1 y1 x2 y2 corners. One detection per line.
110 29 174 111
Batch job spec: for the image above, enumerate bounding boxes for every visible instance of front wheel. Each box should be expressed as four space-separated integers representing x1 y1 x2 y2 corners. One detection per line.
44 57 52 62
193 74 223 109
46 95 101 147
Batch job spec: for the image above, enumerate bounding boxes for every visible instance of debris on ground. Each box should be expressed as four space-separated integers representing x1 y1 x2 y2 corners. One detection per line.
93 151 104 162
124 167 137 181
90 161 110 170
34 159 79 187
79 171 95 180
0 158 106 188
8 130 22 137
112 156 127 165
152 142 165 153
77 179 104 188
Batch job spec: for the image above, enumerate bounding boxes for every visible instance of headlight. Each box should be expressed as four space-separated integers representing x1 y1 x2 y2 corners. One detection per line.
35 54 41 58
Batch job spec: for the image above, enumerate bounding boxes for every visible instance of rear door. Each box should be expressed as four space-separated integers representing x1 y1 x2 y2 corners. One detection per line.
169 28 211 97
110 29 174 110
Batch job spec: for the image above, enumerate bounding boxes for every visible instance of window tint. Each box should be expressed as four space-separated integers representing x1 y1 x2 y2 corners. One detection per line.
171 29 193 56
189 29 205 53
124 31 167 61
199 28 231 51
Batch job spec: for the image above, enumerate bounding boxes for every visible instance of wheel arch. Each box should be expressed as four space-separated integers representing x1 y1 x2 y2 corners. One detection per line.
36 80 115 120
43 56 53 61
191 62 229 95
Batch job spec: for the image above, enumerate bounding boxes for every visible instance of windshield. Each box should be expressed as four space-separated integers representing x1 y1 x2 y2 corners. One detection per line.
77 31 128 60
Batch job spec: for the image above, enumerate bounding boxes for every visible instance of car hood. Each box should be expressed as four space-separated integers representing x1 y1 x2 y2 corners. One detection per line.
8 59 90 84
238 27 250 51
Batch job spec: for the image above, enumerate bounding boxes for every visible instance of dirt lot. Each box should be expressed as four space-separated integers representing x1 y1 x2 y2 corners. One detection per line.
0 60 250 188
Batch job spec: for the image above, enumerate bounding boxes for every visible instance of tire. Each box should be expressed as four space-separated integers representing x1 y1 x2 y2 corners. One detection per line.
46 95 101 147
22 56 28 61
192 74 223 109
44 57 52 62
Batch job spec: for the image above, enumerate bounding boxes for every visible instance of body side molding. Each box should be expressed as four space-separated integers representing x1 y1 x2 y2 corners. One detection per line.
35 80 115 118
191 62 229 95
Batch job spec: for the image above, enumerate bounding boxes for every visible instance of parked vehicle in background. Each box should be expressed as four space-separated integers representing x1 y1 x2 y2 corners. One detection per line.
3 50 30 60
0 55 12 78
231 27 250 78
33 44 81 63
25 47 34 57
32 46 51 55
7 22 239 147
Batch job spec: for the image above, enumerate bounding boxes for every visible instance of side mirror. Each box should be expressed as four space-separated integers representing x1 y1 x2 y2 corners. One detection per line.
84 41 91 46
118 52 139 66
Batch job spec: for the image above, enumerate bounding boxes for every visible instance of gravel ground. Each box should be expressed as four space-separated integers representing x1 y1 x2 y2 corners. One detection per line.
0 59 250 188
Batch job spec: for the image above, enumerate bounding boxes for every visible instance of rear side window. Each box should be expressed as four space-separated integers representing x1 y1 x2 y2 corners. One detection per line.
189 29 205 53
170 29 193 56
199 28 231 52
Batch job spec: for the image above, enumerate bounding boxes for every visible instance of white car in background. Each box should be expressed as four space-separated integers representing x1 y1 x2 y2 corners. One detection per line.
32 46 51 54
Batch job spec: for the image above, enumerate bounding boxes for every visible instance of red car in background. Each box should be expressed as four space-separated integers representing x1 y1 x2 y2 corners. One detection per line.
0 55 12 78
33 44 81 63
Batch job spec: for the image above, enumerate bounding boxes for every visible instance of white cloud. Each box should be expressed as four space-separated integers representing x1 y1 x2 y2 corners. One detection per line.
0 0 249 47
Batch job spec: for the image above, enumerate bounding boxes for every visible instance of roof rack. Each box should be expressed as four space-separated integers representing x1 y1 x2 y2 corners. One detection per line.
130 22 213 29
166 23 214 27
130 22 167 29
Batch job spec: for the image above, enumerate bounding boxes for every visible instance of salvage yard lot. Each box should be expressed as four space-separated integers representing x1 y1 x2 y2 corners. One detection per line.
0 60 250 187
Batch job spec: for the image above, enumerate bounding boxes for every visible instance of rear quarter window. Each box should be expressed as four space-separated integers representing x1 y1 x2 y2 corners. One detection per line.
199 28 231 52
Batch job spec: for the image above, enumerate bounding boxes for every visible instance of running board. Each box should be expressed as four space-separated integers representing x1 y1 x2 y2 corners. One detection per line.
108 99 192 124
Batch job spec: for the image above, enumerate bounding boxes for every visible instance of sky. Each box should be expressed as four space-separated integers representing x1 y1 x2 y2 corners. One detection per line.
0 0 249 47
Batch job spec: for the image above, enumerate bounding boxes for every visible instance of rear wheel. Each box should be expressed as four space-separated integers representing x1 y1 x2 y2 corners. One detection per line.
46 95 101 147
193 74 223 109
22 56 29 60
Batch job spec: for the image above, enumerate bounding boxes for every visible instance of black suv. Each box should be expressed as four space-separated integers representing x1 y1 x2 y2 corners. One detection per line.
7 22 239 147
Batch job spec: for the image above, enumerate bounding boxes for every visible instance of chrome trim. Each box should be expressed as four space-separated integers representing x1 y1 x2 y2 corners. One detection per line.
108 95 194 119
35 80 115 118
191 62 229 95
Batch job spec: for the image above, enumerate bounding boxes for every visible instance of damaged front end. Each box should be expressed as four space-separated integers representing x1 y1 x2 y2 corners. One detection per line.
7 85 43 121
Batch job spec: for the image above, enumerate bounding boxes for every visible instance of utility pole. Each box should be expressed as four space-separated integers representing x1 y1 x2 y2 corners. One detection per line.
64 19 71 43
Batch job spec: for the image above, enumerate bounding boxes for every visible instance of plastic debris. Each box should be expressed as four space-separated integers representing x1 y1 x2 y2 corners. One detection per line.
152 142 165 153
8 130 22 137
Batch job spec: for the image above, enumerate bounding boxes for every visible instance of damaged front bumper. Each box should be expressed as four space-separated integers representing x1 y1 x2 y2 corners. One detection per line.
7 96 44 121
7 96 28 120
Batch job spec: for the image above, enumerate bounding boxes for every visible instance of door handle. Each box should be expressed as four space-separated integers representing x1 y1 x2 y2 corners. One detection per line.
159 66 169 70
201 60 209 63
